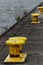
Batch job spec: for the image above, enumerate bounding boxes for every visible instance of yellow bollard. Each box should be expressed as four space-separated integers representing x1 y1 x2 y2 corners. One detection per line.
9 37 27 54
9 37 27 41
38 6 43 13
31 13 40 24
4 37 27 62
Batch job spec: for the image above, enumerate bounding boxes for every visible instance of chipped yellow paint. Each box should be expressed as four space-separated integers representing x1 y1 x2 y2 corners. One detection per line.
4 37 27 62
4 54 27 62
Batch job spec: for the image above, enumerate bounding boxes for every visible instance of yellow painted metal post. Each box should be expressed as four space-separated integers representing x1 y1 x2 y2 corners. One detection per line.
4 37 27 62
9 37 27 41
31 13 40 24
9 45 20 57
9 37 27 54
38 6 43 13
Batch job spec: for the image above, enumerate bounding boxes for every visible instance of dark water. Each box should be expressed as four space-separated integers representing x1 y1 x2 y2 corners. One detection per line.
0 0 42 35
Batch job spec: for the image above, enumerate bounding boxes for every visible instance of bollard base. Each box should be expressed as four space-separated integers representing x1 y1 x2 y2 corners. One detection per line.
4 54 27 63
31 21 40 24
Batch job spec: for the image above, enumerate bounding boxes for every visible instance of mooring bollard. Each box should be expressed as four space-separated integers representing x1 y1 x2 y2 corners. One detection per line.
38 6 43 13
4 37 27 62
9 37 27 54
31 13 40 24
9 37 27 40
